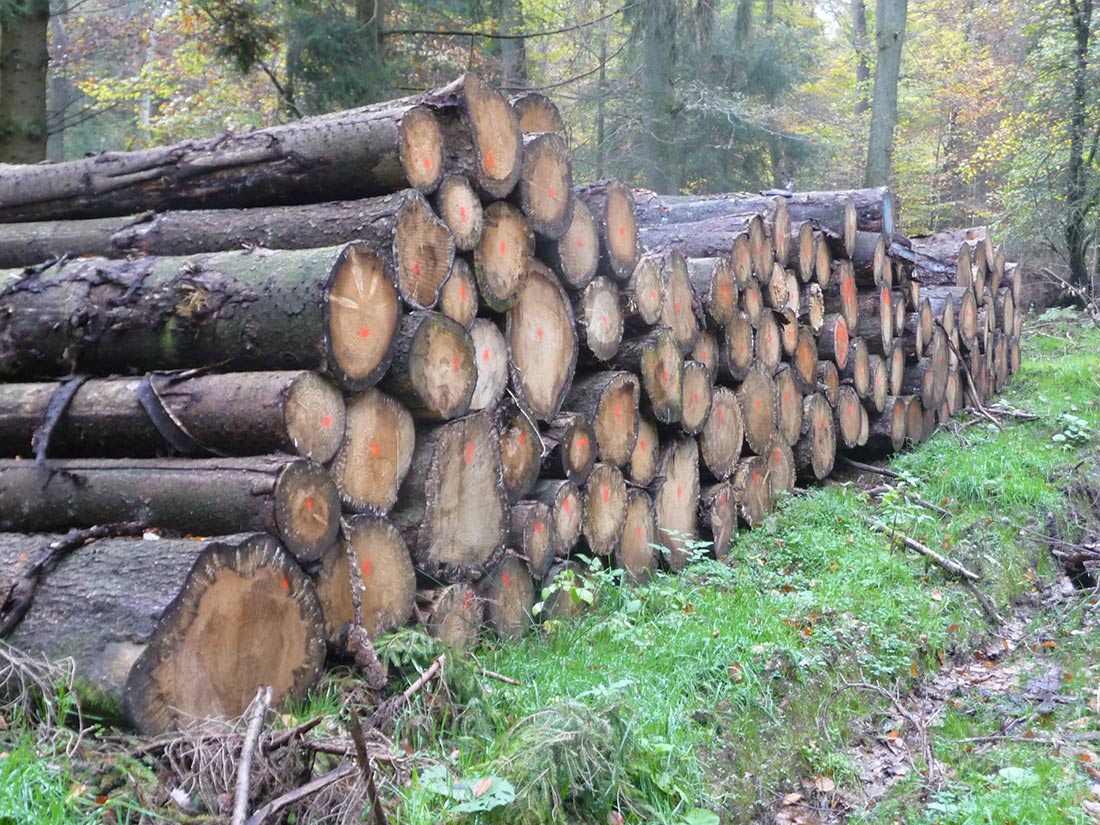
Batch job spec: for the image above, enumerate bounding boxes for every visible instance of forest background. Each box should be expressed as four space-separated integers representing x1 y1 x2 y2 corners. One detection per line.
0 0 1098 297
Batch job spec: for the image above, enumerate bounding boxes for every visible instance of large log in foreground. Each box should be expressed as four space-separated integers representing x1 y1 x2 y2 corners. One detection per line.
0 73 522 222
0 243 400 392
3 532 325 734
0 456 341 562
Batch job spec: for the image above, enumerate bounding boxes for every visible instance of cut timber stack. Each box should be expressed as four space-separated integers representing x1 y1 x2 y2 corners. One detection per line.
0 72 1025 734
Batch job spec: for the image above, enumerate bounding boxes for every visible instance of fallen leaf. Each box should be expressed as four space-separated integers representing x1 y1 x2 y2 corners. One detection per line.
472 777 494 797
1042 640 1059 649
930 587 943 601
814 775 835 793
728 662 744 682
1079 752 1094 764
947 623 959 634
911 660 919 678
782 792 803 805
886 729 899 741
608 812 626 825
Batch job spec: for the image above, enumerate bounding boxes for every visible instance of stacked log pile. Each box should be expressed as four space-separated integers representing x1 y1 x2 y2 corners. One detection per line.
0 73 1023 733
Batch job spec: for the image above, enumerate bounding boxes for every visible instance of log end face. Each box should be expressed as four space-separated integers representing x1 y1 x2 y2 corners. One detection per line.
700 386 743 480
285 372 346 465
594 372 640 467
617 490 659 584
520 132 573 239
408 313 477 420
325 244 400 391
395 191 456 310
582 462 628 555
426 583 483 650
479 554 534 641
128 534 325 734
506 265 577 421
274 459 341 562
439 258 478 329
653 439 699 571
475 202 532 312
556 197 600 289
604 182 639 280
581 277 624 362
331 389 415 513
399 105 445 194
499 407 540 502
680 362 713 436
464 73 524 199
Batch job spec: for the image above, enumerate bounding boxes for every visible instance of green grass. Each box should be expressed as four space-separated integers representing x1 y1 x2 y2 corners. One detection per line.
0 735 97 825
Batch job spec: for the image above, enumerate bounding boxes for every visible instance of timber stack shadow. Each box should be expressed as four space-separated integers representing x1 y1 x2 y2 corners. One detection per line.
0 73 1024 734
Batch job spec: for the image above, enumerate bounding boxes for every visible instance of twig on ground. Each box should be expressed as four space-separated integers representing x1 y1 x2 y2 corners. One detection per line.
232 686 272 825
477 667 523 686
244 764 358 825
985 404 1040 421
936 320 1004 432
349 706 386 825
841 456 903 479
955 730 1100 745
865 519 980 582
866 485 952 517
365 654 446 729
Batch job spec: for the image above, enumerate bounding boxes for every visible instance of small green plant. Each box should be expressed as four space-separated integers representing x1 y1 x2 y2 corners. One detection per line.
532 554 615 616
417 765 515 815
1052 411 1092 444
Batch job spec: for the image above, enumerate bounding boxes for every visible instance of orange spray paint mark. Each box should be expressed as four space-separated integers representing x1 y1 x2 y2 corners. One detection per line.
501 571 510 587
499 240 507 256
423 156 432 170
720 494 728 505
359 326 369 338
370 442 379 457
676 485 683 498
650 290 658 300
548 187 556 199
619 226 626 237
534 521 544 534
321 416 332 428
486 153 495 171
281 576 290 590
615 406 622 421
602 313 609 328
577 238 584 249
639 439 647 450
465 441 474 464
362 559 372 576
752 469 759 482
460 207 468 222
564 499 573 514
482 348 491 362
636 526 644 539
602 485 609 503
305 497 313 511
674 302 681 314
518 431 527 443
536 328 544 340
577 435 588 447
754 399 762 410
452 355 460 372
717 408 723 424
460 284 467 301
412 261 421 276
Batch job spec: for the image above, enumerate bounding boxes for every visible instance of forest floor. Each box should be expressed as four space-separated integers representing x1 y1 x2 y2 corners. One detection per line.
1 307 1099 825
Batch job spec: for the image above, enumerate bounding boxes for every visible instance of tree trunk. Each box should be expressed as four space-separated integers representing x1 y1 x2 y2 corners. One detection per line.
0 456 341 562
851 0 872 115
864 0 909 186
45 0 70 161
496 0 528 91
0 243 401 392
1066 0 1094 286
329 389 415 513
0 0 49 163
313 516 415 647
640 0 679 193
391 411 506 582
0 370 346 464
638 212 767 272
3 531 325 734
505 261 578 421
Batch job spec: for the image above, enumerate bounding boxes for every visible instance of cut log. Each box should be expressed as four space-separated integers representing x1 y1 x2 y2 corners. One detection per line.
995 288 1015 333
382 190 455 310
851 230 886 287
539 560 591 621
755 310 783 373
834 385 863 449
901 395 924 446
731 456 771 528
699 482 736 560
902 357 946 411
779 308 800 358
699 386 744 481
638 212 766 272
474 201 534 312
582 463 628 555
0 84 466 221
784 272 802 317
741 279 765 327
434 175 484 252
783 191 857 256
478 554 533 641
515 132 573 238
815 360 840 406
329 389 415 513
762 262 791 311
391 411 506 582
0 243 400 392
661 251 702 355
314 516 415 646
564 372 640 468
840 336 870 398
680 361 714 436
799 282 825 333
858 284 894 354
3 531 325 734
794 393 836 481
530 479 584 555
576 180 640 281
469 319 509 411
887 341 906 396
790 326 820 395
818 314 851 371
720 309 755 383
688 257 739 327
617 490 659 583
1003 262 1022 306
0 370 345 463
421 583 482 650
774 366 803 447
849 187 896 239
764 435 796 500
651 438 700 571
536 195 599 290
628 417 661 486
823 260 859 330
509 500 557 580
866 353 889 413
633 189 785 235
738 362 778 456
692 330 719 379
497 402 541 502
860 395 907 454
611 328 683 424
506 261 578 421
512 92 566 136
439 257 478 329
621 254 666 328
813 232 834 288
541 413 597 485
788 220 817 282
381 311 476 420
0 456 339 562
573 276 624 362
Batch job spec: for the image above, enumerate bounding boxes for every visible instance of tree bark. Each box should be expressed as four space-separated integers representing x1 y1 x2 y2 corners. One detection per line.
851 0 872 115
0 243 401 392
3 531 325 734
640 0 679 193
0 0 49 163
0 456 341 562
0 370 346 464
864 0 909 186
